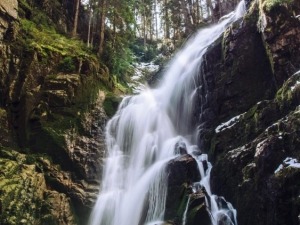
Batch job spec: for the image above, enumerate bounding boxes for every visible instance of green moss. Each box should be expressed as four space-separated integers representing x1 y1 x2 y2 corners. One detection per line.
263 0 293 11
40 214 58 225
25 153 51 167
57 56 76 73
76 76 104 110
0 108 6 117
103 93 122 117
176 191 190 219
48 113 81 133
19 19 96 61
244 1 259 24
0 150 56 225
275 74 300 110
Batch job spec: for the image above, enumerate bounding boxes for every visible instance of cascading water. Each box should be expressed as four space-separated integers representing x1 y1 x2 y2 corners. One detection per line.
88 2 246 225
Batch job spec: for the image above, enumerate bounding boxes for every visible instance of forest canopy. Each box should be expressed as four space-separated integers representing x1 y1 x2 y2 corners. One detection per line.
66 0 239 80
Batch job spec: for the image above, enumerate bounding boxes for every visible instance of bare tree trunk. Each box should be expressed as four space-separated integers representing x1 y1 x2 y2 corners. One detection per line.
164 0 170 39
195 0 199 23
149 1 154 41
90 14 95 47
155 0 159 39
182 0 193 34
206 0 214 21
213 0 221 20
98 0 107 56
72 0 80 37
87 8 92 47
143 2 147 46
112 8 116 49
134 6 138 37
187 0 194 25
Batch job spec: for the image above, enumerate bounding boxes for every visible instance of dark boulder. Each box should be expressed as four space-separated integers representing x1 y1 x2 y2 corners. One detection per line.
210 73 300 225
164 153 212 225
174 141 188 155
193 1 300 225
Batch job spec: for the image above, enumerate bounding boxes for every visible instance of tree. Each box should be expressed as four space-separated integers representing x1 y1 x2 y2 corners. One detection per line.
72 0 80 37
98 0 107 56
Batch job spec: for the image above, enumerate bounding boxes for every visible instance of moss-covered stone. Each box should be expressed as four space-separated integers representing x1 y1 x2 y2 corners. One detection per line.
0 0 111 224
195 5 276 151
263 0 293 12
164 154 209 224
258 0 300 86
210 73 300 225
0 108 14 147
0 148 76 225
103 92 122 118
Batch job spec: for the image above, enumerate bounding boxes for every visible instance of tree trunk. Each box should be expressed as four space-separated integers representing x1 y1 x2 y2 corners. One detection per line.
98 0 107 56
155 0 158 39
206 0 214 21
72 0 80 37
182 0 193 35
87 8 92 47
112 8 116 49
143 2 147 46
164 0 170 39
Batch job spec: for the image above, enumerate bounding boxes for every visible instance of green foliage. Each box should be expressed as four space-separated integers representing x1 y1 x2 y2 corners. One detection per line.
0 108 6 117
103 92 121 117
129 39 160 62
263 0 293 11
57 57 76 72
103 39 135 81
46 112 83 136
19 19 96 60
0 149 55 225
143 46 158 62
25 153 52 166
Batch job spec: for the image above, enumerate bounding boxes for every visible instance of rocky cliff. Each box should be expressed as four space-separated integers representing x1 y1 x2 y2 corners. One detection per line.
0 0 117 224
1 0 300 224
191 0 300 224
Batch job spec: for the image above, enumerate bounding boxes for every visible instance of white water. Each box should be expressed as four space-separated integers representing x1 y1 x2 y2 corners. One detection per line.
89 2 246 225
192 152 238 225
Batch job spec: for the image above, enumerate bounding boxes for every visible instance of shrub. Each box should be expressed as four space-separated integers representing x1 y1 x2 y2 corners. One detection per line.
57 57 76 72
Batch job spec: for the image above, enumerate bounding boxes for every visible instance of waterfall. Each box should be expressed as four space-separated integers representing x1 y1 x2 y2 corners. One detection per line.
88 2 246 225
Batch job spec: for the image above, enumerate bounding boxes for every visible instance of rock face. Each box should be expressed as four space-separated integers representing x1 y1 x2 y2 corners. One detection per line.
0 149 75 225
1 0 299 224
165 154 211 225
210 73 300 225
191 0 300 224
0 0 18 40
0 1 111 224
259 0 300 86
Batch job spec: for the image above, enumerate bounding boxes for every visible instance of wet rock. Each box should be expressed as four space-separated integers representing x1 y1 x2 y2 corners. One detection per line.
197 2 300 224
258 0 300 86
194 4 276 150
174 141 188 155
167 154 200 187
186 192 211 225
64 91 107 181
164 154 200 222
211 75 300 225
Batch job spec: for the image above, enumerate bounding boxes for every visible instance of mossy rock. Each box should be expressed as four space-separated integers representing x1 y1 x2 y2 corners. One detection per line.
0 149 55 224
103 92 122 118
262 0 293 11
0 147 78 225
